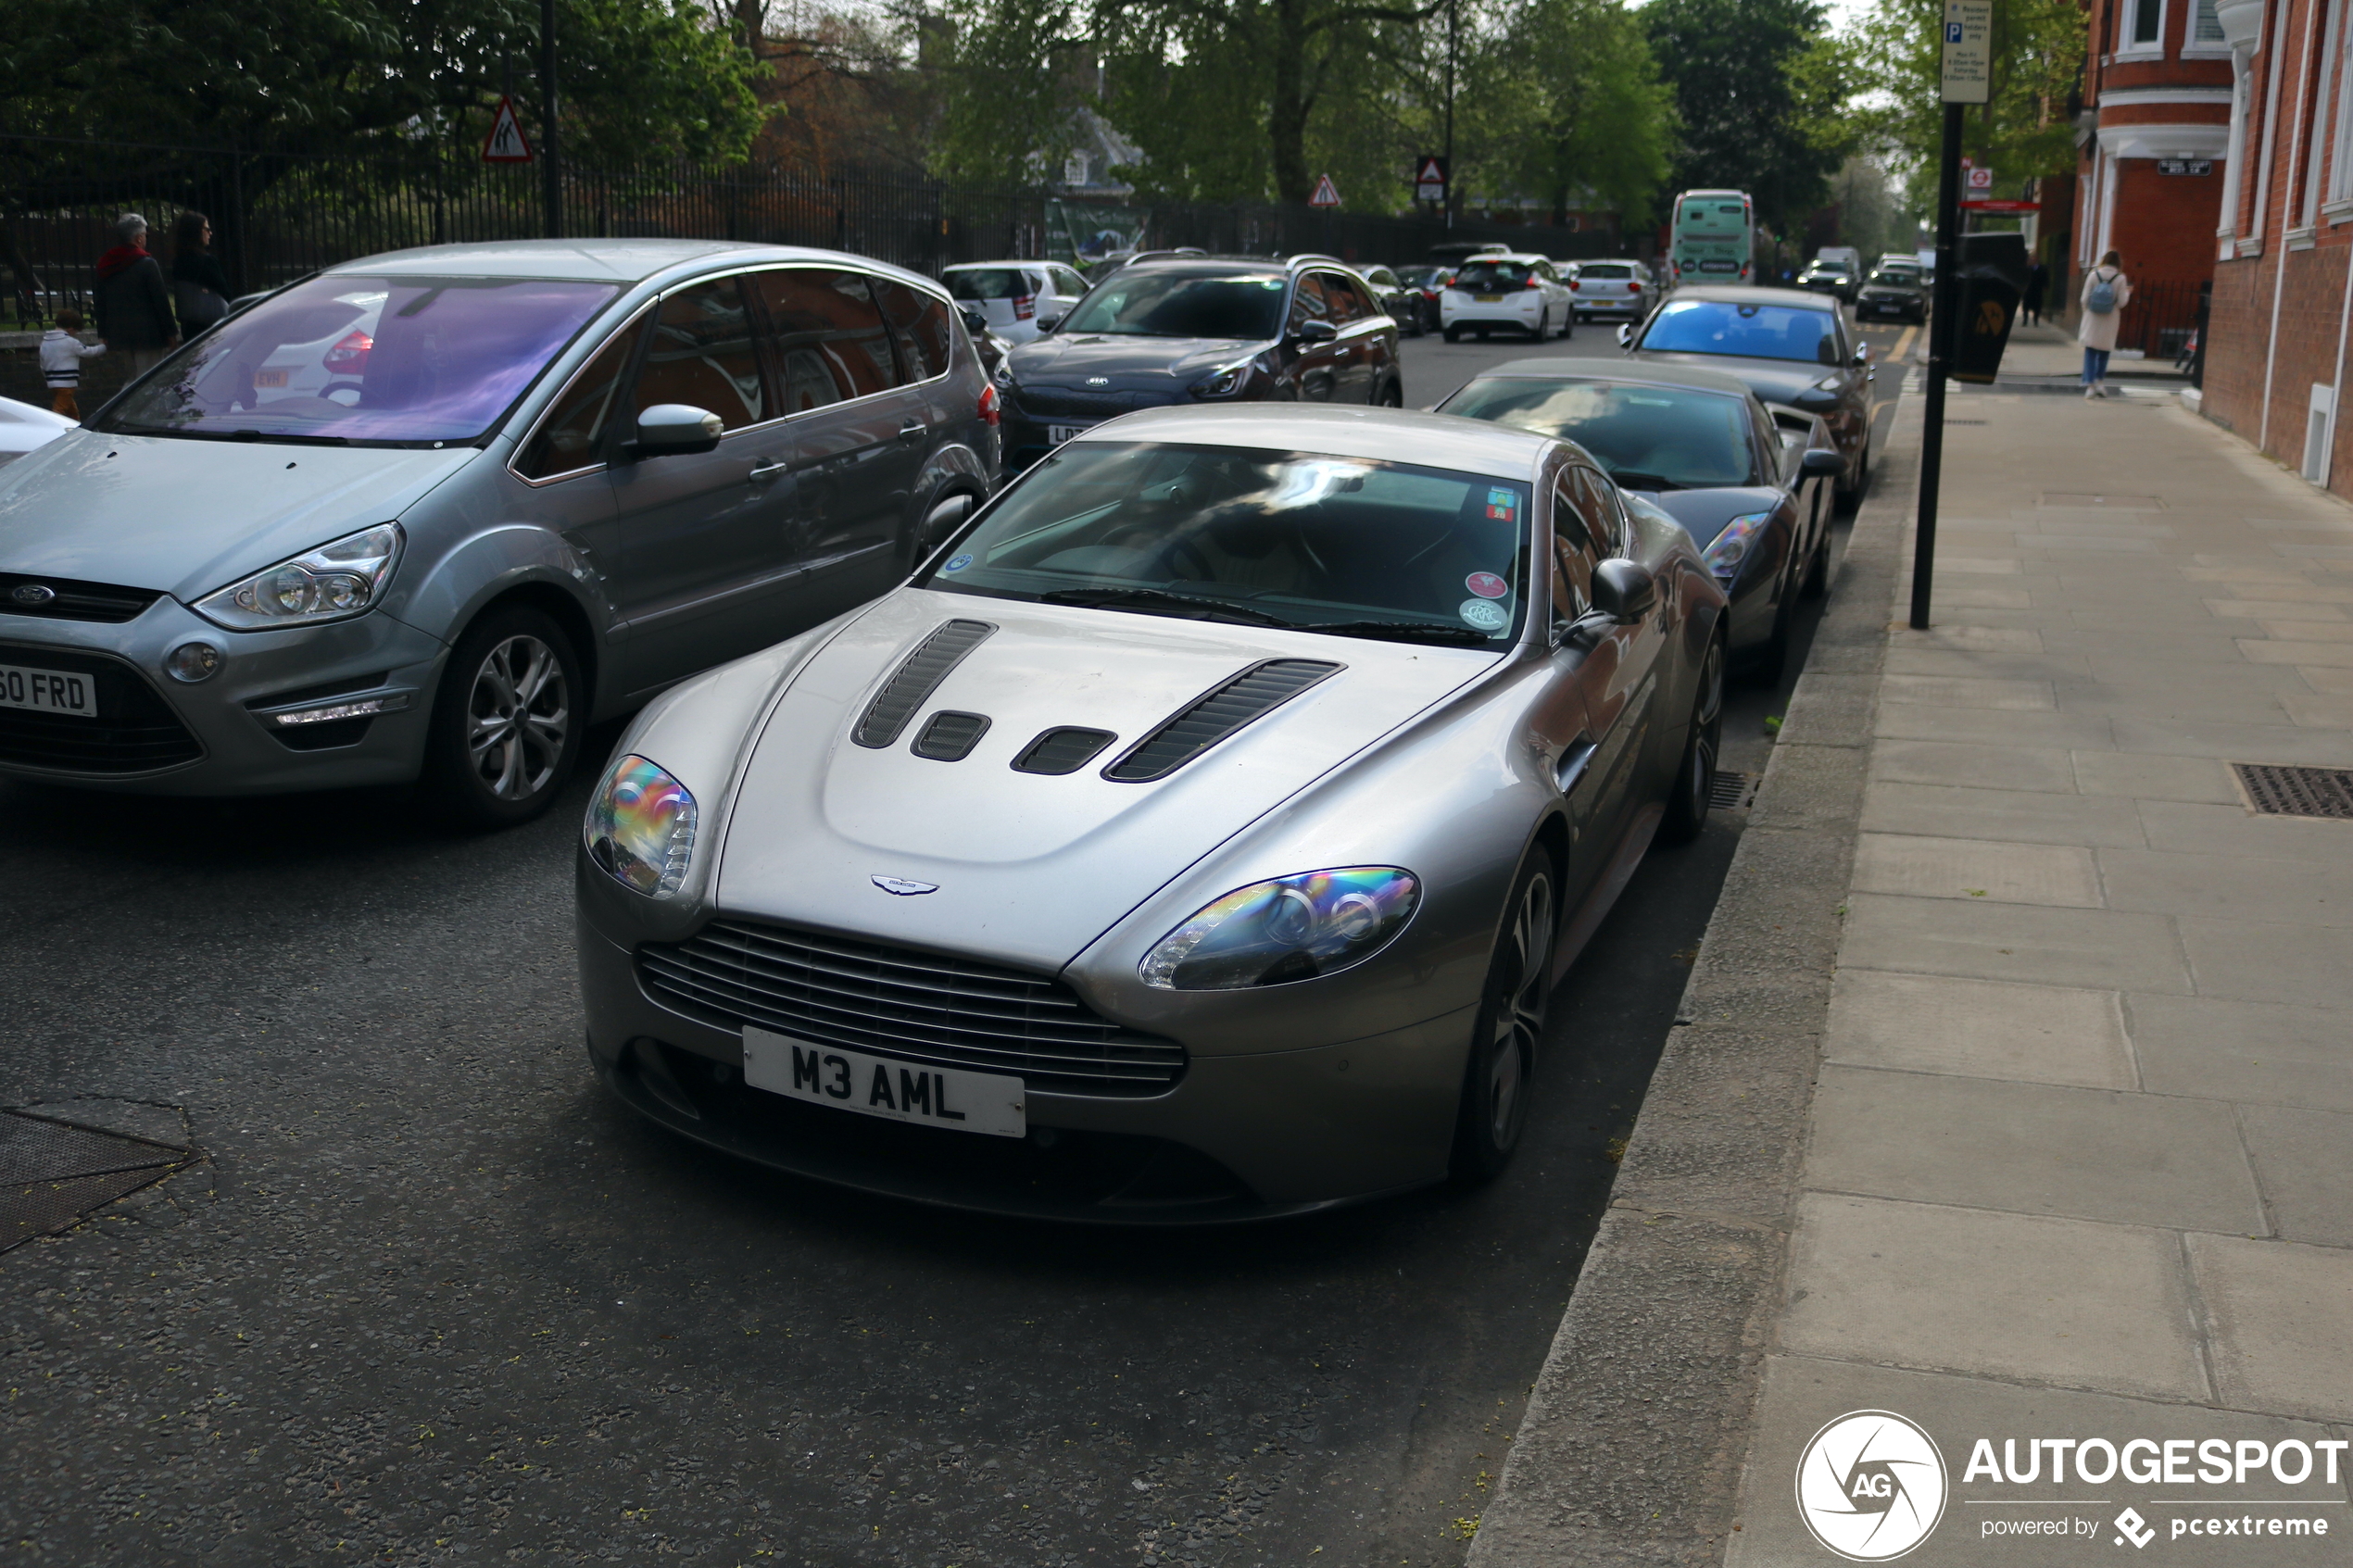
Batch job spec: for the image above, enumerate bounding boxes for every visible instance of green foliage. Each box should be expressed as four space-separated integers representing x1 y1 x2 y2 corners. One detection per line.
1642 0 1847 232
1479 0 1675 225
3 0 768 163
1849 0 2085 187
927 0 1090 187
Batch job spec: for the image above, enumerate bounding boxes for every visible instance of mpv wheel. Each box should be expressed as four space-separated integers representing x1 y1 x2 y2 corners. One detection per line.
424 605 585 828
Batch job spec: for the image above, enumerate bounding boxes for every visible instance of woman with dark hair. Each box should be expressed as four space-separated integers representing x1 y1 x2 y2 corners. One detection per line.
170 210 232 337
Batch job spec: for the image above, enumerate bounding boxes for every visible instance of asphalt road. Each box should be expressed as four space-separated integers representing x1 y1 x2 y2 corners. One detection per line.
0 316 1911 1567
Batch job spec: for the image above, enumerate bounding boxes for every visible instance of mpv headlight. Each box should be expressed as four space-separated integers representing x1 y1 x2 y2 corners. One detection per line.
585 755 698 897
193 522 402 630
1139 867 1419 990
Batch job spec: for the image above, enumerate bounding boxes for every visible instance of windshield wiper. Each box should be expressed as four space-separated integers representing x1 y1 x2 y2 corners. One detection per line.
1303 620 1497 646
111 423 352 446
1604 469 1681 492
1038 587 1295 626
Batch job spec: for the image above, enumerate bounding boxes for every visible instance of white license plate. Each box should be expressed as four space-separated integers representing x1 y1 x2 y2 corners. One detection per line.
0 663 96 716
742 1027 1026 1137
1474 293 1504 303
1047 423 1091 445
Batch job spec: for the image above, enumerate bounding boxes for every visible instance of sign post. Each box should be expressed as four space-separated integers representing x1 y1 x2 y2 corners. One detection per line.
1414 156 1449 209
1913 0 1990 632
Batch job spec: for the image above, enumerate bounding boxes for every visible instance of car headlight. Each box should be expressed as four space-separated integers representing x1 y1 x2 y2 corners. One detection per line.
1139 867 1419 990
1703 511 1773 581
192 522 402 631
1189 361 1255 398
585 755 698 897
991 359 1015 388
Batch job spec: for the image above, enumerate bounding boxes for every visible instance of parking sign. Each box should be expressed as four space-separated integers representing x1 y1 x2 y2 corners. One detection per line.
1942 0 1991 104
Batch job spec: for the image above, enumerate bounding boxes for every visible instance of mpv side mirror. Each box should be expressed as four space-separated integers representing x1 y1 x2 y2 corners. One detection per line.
1801 448 1846 478
1035 313 1063 332
959 307 989 335
1295 319 1339 345
1590 558 1656 624
1852 345 1871 368
626 404 722 459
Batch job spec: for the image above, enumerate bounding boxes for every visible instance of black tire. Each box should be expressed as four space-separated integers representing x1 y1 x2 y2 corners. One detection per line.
1836 438 1871 512
1748 578 1793 686
1532 308 1549 342
1801 521 1831 599
1451 850 1557 1184
1659 632 1726 845
1378 380 1404 408
1443 324 1462 344
422 604 587 829
1475 326 1491 341
1561 312 1574 342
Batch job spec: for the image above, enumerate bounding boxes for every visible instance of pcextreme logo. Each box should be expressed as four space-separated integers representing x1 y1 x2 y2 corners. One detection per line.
1796 1410 1952 1561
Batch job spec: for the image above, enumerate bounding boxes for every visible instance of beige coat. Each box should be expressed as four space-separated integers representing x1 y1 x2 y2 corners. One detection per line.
2077 267 2132 351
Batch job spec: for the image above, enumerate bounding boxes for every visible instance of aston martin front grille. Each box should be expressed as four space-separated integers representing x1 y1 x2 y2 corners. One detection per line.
638 921 1187 1096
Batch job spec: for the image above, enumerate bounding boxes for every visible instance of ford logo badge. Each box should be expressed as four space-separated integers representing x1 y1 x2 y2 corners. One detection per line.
9 583 57 607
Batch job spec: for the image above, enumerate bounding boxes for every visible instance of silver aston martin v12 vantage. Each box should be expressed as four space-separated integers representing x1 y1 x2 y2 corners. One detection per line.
575 404 1729 1222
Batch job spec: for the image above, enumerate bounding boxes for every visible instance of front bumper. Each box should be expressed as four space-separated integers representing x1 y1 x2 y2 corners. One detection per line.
0 597 449 795
577 913 1474 1223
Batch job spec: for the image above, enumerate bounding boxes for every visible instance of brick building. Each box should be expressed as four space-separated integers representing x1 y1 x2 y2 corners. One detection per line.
2196 0 2353 492
2072 0 2232 336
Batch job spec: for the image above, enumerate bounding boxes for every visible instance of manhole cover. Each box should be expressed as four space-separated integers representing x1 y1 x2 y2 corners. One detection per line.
1710 770 1759 810
2233 763 2353 820
1 1109 191 1253
2041 492 2166 509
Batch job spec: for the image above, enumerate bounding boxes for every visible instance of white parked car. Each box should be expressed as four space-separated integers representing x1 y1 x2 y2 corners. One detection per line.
1440 253 1575 343
0 395 75 469
943 261 1090 344
1567 259 1654 323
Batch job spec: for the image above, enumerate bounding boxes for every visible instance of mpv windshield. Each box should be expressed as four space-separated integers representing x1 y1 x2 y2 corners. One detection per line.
1053 273 1288 339
98 275 621 445
921 442 1531 647
1443 379 1756 491
1640 299 1836 365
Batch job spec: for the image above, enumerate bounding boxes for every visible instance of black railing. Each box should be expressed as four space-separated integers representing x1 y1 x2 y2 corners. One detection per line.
0 132 1631 330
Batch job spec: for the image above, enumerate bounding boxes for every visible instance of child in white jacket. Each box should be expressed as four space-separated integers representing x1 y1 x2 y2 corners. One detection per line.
40 309 107 420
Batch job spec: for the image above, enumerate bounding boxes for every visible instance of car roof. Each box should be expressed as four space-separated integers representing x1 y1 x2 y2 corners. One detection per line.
943 260 1052 270
1065 404 1559 482
1665 284 1839 312
321 238 945 293
1456 252 1549 264
1459 358 1759 399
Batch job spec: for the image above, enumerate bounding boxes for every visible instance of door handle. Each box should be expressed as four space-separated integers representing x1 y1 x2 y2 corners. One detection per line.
1335 347 1353 358
748 459 789 481
1554 736 1599 794
898 421 926 442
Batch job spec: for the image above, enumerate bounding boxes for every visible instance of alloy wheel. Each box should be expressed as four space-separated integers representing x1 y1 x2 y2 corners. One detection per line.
1485 869 1554 1150
1688 635 1724 820
465 633 570 800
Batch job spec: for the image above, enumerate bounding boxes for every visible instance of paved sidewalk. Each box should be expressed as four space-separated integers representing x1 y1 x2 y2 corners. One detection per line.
1723 379 2353 1561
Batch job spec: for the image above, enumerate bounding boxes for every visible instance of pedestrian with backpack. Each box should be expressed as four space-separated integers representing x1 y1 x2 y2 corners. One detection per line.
2079 250 2130 399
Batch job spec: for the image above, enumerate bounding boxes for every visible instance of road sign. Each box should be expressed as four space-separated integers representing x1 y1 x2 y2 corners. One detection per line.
1965 164 1994 193
1414 155 1449 204
1309 173 1342 208
482 96 534 164
1942 0 1992 104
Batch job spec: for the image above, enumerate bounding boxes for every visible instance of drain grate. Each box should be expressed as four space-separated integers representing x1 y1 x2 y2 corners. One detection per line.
2233 763 2353 820
1710 770 1759 810
1 1109 191 1253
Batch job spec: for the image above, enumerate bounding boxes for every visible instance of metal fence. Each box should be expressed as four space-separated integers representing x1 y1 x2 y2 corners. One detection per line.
0 132 1631 331
2115 279 2204 361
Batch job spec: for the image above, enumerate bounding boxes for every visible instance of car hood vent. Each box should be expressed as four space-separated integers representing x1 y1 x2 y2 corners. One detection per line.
1103 659 1342 783
853 619 995 748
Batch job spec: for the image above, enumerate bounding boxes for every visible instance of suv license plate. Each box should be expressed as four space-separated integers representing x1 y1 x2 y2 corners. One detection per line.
743 1026 1026 1137
1047 423 1092 445
0 664 96 717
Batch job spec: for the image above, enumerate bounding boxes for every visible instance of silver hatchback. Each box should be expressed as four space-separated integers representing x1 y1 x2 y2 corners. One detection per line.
0 239 999 823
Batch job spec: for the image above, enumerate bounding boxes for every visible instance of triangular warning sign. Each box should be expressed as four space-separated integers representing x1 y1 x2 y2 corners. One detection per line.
1309 173 1341 208
1416 157 1445 184
482 96 534 164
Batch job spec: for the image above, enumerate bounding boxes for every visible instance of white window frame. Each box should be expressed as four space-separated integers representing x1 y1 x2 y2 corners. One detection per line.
2119 0 2169 56
2326 0 2353 204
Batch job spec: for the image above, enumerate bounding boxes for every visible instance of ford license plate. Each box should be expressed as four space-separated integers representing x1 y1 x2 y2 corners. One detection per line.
1047 423 1091 445
742 1026 1026 1137
0 663 96 717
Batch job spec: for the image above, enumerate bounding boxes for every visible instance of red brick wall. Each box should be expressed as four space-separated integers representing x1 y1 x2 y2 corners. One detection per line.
2109 160 2223 288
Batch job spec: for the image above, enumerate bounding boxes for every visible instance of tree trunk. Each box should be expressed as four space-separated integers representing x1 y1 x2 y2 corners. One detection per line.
1267 0 1314 204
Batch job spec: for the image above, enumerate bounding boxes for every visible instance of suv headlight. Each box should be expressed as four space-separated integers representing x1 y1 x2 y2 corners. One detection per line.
1139 867 1419 990
1189 360 1255 398
585 755 698 897
1703 511 1773 581
192 522 402 630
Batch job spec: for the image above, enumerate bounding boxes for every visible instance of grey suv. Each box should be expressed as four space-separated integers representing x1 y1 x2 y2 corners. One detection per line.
0 239 998 823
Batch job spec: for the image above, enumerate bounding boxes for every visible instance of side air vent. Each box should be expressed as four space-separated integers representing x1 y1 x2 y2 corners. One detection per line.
912 710 990 760
1013 727 1118 775
1103 659 1341 783
853 620 994 748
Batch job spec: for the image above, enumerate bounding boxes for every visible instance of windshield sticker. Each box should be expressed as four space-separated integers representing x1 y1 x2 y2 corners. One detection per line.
1466 571 1510 599
1485 488 1518 522
942 553 975 573
1458 598 1509 633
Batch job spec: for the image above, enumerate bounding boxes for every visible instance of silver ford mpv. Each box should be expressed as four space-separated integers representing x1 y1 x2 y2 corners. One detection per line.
0 239 999 823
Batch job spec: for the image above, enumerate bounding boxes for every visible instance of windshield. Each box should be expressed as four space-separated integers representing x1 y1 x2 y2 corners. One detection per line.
920 442 1531 646
1453 261 1537 291
947 269 1029 301
1579 264 1632 280
1868 269 1919 286
1639 300 1836 365
1442 379 1755 491
1054 274 1288 339
98 275 619 445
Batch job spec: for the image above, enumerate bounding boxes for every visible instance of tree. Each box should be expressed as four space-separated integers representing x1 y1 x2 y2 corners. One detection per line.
1642 0 1846 232
1483 0 1674 227
1848 0 2084 191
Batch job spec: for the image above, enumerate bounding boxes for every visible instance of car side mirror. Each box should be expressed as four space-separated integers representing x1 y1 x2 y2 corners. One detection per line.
624 404 722 460
1852 345 1871 368
1295 319 1339 345
1035 313 1063 332
960 307 989 335
1617 322 1634 348
1590 558 1656 624
1801 448 1846 478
